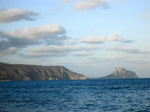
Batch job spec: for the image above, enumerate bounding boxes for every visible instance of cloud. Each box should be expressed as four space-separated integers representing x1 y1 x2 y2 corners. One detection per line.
145 13 150 18
9 24 66 40
74 0 108 11
122 40 135 43
22 52 69 58
0 24 68 50
0 47 20 56
0 9 39 23
0 32 39 51
106 34 123 41
30 45 97 52
108 46 150 54
82 36 105 44
85 56 148 64
62 0 70 3
81 34 123 44
65 39 77 45
74 52 93 56
55 0 70 12
21 45 97 58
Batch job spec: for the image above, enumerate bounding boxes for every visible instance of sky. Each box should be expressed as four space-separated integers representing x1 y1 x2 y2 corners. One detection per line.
0 0 150 78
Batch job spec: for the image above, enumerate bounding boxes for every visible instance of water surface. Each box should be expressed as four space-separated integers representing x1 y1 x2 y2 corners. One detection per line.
0 79 150 112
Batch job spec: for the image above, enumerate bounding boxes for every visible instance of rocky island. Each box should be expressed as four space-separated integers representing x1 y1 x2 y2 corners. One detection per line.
0 62 87 81
101 67 139 79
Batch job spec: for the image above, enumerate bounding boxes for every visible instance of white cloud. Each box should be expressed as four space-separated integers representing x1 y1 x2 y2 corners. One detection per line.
106 34 123 41
0 9 39 23
81 34 123 44
0 24 69 52
85 56 149 65
31 45 97 52
21 45 97 58
75 0 108 11
65 39 77 45
24 52 69 58
9 24 66 40
109 47 138 53
108 46 150 54
82 36 106 43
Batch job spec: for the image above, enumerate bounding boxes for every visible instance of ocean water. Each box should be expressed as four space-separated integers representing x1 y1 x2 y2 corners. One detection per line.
0 79 150 112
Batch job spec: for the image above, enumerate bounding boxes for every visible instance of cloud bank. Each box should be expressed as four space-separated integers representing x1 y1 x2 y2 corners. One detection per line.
74 52 93 56
0 9 39 23
108 46 150 54
21 45 97 58
75 0 108 11
0 24 69 54
9 24 66 40
0 47 20 55
81 34 123 44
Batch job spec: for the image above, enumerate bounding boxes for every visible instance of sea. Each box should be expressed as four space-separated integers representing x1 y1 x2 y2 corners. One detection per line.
0 79 150 112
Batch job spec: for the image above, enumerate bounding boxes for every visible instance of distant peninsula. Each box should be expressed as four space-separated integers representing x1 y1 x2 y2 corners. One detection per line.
0 62 87 81
101 67 139 79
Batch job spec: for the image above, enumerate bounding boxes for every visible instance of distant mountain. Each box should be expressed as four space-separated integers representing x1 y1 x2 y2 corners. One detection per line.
0 62 87 81
101 67 139 79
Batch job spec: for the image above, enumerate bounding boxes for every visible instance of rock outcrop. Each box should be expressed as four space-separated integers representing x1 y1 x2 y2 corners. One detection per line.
0 63 87 81
101 67 139 79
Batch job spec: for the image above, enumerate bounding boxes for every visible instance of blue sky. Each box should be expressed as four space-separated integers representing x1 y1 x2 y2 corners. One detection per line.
0 0 150 78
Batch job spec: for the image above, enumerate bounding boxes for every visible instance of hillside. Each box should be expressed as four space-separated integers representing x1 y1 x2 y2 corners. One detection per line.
0 62 87 81
101 67 139 79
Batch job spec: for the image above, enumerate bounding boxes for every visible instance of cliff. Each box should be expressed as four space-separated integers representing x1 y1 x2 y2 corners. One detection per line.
0 63 87 81
101 67 139 79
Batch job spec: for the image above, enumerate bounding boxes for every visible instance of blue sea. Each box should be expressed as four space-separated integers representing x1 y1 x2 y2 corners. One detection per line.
0 79 150 112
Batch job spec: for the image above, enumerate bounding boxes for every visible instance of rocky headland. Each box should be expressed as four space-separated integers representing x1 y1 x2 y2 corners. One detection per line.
101 67 139 79
0 62 87 81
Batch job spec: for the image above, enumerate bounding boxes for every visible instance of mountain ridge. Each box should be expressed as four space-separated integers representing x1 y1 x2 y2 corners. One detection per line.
101 67 139 79
0 62 87 81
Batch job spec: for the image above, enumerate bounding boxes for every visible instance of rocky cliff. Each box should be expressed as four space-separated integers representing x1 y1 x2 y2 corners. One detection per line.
101 67 139 79
0 62 87 81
